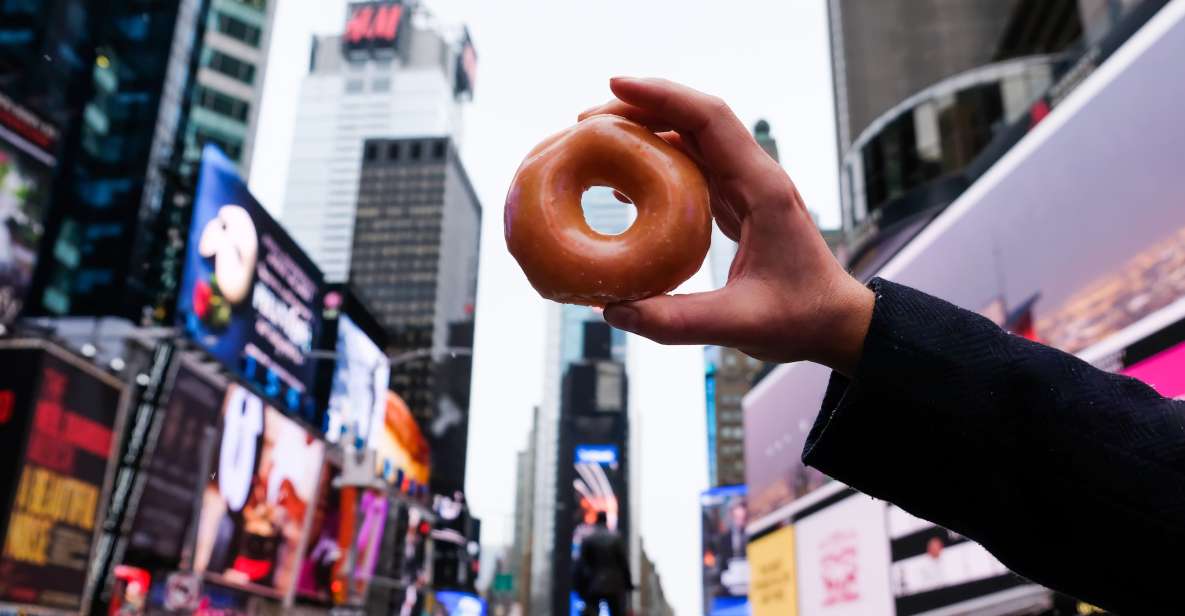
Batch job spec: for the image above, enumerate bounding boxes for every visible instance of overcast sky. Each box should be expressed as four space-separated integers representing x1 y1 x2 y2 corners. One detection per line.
250 2 839 613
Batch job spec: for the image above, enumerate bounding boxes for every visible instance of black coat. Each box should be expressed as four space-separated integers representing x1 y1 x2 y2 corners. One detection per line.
803 278 1185 614
575 527 634 597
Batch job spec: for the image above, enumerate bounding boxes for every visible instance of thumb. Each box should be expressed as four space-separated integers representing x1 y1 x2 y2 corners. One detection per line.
603 289 738 346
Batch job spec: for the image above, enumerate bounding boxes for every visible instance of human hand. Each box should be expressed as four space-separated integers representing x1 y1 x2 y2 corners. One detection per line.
579 77 873 374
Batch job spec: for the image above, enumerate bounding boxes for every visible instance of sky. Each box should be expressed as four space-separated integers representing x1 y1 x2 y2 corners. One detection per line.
250 2 839 613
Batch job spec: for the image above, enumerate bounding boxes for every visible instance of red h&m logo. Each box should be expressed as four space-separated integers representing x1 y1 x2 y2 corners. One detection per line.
345 3 404 45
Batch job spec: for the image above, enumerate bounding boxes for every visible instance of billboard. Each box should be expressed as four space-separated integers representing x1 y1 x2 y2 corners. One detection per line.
435 590 487 615
454 27 477 97
347 488 389 597
177 146 325 423
0 347 121 611
887 505 1022 615
743 361 831 523
748 524 797 616
295 457 346 604
793 492 893 616
701 485 749 615
325 314 390 444
567 444 626 616
0 90 56 325
370 390 431 489
343 1 404 54
193 383 325 597
126 362 224 567
1116 315 1185 399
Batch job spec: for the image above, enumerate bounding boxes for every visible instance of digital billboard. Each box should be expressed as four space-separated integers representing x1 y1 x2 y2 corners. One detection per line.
295 457 345 604
177 145 325 423
325 314 390 444
701 485 749 615
126 362 224 567
0 90 56 325
193 383 325 596
454 27 477 96
568 444 626 616
793 492 893 616
435 590 487 615
1116 315 1185 399
743 361 832 523
370 390 431 488
347 488 389 597
887 505 1022 615
748 524 797 616
0 346 121 611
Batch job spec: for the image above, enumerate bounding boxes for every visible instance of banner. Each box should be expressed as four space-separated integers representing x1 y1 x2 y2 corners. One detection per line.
0 349 120 611
295 458 345 604
193 384 324 596
177 146 325 423
748 525 797 616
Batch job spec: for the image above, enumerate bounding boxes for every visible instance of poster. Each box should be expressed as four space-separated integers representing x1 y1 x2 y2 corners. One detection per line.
701 485 749 615
370 390 430 487
177 145 324 422
193 384 324 596
568 444 626 616
325 315 390 444
295 459 345 604
793 493 893 616
127 363 224 566
748 525 797 616
0 350 120 611
0 90 55 325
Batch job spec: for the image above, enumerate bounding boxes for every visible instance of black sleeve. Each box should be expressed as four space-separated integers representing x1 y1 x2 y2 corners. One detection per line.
803 278 1185 614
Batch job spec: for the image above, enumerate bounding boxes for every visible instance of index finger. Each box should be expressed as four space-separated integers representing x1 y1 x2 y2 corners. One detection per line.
597 77 764 182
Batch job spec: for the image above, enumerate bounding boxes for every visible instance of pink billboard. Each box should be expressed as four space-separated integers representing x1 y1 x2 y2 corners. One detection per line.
1121 341 1185 399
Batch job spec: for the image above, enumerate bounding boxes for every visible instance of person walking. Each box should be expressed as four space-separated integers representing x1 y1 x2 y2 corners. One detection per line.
574 512 633 616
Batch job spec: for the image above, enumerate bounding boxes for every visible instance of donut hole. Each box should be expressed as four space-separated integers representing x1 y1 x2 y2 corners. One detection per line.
581 186 637 236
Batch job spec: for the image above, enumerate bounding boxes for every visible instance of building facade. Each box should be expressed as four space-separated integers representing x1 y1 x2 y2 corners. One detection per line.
529 190 634 615
281 2 472 282
351 135 480 496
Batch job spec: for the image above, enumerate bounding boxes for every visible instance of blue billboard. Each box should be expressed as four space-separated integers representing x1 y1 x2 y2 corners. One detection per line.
701 484 749 615
177 145 325 423
435 590 487 615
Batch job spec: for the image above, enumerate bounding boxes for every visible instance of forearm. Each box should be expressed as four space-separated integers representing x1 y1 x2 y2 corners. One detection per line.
803 278 1185 613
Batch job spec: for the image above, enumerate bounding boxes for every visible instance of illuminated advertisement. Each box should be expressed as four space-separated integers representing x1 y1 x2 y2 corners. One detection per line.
568 444 626 616
296 458 346 604
127 362 223 566
0 347 121 611
326 315 390 444
435 590 487 615
0 90 56 325
347 489 389 595
343 1 404 52
454 27 477 96
748 525 797 616
370 390 430 487
701 485 749 615
888 505 1020 615
193 384 325 596
177 145 325 423
793 492 893 616
743 361 831 522
1116 316 1185 399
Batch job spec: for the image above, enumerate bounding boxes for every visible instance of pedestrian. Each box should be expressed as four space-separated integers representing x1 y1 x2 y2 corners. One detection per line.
574 512 633 616
579 76 1185 614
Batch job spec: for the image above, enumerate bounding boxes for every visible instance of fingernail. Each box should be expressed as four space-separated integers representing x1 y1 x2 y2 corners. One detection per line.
604 305 638 332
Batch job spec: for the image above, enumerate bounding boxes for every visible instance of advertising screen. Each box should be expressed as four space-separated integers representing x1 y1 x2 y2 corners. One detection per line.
701 485 749 615
295 458 345 604
0 90 55 325
748 524 797 616
177 145 324 423
127 362 224 567
887 505 1022 615
743 361 832 523
0 348 121 611
568 444 626 616
193 383 325 596
370 390 430 488
348 488 389 595
435 590 487 615
793 492 893 616
1117 316 1185 399
326 315 390 444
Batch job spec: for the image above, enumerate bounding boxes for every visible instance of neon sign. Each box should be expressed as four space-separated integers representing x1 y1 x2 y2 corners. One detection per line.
345 2 403 47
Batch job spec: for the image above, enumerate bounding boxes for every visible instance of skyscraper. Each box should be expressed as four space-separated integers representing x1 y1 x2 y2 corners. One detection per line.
180 0 277 176
351 135 480 496
530 190 633 615
281 2 474 282
22 0 211 320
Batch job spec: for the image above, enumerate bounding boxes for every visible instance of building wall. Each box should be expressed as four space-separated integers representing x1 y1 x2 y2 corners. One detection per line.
281 23 465 282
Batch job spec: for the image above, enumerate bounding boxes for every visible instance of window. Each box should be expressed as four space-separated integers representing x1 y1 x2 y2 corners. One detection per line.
195 86 250 121
410 142 422 160
207 49 255 84
372 78 391 92
432 140 446 160
346 79 364 93
215 12 262 46
387 143 400 160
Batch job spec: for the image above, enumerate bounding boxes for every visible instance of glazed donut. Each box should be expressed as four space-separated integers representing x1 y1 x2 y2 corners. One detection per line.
504 114 711 306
